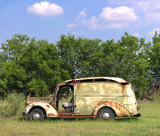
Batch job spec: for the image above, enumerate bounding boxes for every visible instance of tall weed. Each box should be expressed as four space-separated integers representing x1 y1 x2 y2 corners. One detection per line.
0 93 25 118
152 90 160 102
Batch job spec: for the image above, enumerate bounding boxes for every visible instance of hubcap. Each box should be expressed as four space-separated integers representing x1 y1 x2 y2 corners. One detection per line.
102 112 110 120
33 113 40 120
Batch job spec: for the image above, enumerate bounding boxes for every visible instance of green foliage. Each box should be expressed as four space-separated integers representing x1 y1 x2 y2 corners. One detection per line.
150 33 160 81
0 35 69 96
75 38 102 77
152 91 159 102
0 32 159 98
56 34 77 78
0 93 25 118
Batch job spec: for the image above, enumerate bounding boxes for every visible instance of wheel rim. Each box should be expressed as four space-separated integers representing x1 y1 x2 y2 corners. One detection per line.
101 112 110 120
32 113 40 121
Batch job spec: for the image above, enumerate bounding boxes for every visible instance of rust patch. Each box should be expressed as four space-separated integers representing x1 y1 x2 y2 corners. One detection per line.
94 101 131 117
48 113 54 116
28 96 51 100
46 105 50 108
122 85 125 94
47 113 56 117
34 101 46 103
57 82 66 87
58 115 96 119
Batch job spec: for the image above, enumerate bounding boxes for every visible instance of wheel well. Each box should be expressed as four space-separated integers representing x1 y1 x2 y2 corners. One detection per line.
97 106 116 116
29 106 46 115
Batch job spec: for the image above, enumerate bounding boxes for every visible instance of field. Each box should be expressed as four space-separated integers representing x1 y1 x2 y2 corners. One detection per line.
0 102 160 136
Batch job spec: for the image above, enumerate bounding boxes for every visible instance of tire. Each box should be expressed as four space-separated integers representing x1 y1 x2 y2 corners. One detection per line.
28 108 44 121
97 108 115 121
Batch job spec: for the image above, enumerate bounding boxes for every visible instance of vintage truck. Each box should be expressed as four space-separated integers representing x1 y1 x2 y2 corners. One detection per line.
23 77 140 121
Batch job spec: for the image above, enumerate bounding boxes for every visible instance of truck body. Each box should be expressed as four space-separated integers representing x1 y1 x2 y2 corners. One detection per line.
24 77 140 121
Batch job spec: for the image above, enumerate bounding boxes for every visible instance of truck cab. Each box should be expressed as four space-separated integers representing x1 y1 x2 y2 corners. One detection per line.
24 77 140 121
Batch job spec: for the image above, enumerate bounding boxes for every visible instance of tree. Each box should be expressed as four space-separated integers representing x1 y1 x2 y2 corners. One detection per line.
0 34 69 97
149 32 160 82
98 33 151 97
0 33 157 98
75 37 102 77
56 34 77 79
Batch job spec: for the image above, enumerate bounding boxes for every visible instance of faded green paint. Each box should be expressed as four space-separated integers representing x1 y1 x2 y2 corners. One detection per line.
24 77 140 119
74 82 138 116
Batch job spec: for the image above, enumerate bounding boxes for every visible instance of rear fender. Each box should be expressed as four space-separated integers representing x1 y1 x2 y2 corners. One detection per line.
94 101 131 117
25 101 58 118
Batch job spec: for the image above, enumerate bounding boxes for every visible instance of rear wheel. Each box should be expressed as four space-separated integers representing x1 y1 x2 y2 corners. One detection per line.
97 108 115 121
28 108 44 121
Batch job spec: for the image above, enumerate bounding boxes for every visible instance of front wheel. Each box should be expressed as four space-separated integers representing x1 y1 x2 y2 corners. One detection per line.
28 108 45 121
97 108 115 121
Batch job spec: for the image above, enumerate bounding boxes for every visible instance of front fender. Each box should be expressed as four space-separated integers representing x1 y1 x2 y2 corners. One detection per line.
94 101 131 117
25 101 58 118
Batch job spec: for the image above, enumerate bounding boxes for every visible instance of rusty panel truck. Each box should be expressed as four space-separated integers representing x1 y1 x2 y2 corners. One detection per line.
23 77 141 121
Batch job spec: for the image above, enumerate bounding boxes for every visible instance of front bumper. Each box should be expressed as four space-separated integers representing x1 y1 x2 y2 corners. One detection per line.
133 113 141 117
22 112 26 115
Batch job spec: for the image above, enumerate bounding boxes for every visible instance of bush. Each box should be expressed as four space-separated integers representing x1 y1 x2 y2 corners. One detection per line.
0 93 25 118
152 92 159 102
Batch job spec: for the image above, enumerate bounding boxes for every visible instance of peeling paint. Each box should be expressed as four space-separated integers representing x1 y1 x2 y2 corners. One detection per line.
25 101 58 118
94 101 131 117
24 77 140 120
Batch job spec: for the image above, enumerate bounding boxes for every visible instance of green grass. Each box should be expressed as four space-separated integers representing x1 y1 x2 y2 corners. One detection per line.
0 102 160 136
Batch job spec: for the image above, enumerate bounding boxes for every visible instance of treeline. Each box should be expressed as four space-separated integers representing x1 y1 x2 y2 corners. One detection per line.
0 32 159 98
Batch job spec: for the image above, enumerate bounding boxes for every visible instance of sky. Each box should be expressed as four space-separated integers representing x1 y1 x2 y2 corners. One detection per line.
1 0 160 45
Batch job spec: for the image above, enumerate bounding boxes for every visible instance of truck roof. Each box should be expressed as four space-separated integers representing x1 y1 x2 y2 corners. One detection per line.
65 77 127 84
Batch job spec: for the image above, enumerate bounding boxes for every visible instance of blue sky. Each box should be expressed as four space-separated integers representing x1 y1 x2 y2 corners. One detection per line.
1 0 160 45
